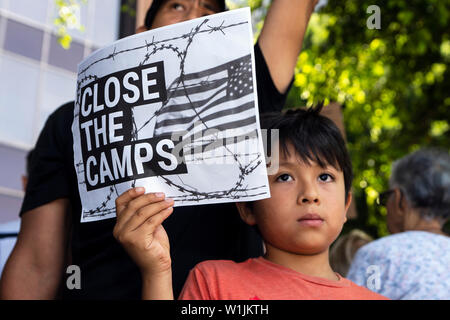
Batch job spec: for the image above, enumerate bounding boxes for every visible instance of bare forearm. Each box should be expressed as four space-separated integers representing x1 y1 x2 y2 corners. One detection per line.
141 271 174 300
0 252 63 299
0 200 70 300
259 0 318 93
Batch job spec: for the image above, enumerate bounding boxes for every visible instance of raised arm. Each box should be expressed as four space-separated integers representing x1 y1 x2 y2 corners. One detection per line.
0 199 70 299
258 0 318 94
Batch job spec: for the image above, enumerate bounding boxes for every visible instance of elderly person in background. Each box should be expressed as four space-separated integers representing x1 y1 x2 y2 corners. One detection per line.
347 148 450 300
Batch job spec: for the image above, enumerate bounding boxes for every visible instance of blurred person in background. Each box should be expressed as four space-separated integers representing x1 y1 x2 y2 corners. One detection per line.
329 229 373 277
347 148 450 299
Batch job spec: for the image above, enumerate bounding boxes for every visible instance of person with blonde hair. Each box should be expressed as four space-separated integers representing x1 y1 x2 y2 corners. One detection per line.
329 229 373 277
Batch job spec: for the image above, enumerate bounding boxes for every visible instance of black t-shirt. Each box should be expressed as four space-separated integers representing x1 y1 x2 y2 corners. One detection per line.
21 43 292 299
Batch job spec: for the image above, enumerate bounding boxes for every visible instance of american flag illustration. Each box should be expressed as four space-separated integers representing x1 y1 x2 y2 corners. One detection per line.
153 54 258 154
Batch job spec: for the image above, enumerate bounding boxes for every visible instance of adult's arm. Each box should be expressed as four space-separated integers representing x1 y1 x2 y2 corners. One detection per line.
0 199 70 299
259 0 318 94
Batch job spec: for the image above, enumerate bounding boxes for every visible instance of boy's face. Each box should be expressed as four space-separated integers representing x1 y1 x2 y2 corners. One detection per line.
151 0 221 29
239 143 351 256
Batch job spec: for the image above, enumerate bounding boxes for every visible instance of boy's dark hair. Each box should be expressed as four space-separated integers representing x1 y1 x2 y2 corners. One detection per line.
260 104 354 200
145 0 228 29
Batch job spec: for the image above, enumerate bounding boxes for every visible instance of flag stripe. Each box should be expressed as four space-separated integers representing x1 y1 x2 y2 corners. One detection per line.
156 94 253 129
156 84 227 120
183 129 259 156
184 114 256 140
179 54 251 81
167 77 228 98
189 103 255 134
156 93 253 134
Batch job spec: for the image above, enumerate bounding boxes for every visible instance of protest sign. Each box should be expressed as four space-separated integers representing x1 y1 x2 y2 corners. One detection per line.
72 8 270 222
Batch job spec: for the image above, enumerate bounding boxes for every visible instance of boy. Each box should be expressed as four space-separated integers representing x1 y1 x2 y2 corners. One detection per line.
114 106 388 299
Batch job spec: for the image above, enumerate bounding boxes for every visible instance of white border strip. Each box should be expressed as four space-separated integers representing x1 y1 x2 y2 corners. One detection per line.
0 186 24 199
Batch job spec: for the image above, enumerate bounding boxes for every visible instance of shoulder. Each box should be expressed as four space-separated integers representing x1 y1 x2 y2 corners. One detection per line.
38 101 75 140
34 101 75 155
407 231 450 246
190 259 257 283
47 101 75 125
350 231 450 276
180 259 255 300
344 278 390 300
358 231 450 256
193 259 248 275
355 232 411 256
347 235 401 275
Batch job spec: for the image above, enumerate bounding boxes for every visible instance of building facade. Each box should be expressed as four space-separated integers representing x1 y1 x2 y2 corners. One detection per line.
0 0 124 275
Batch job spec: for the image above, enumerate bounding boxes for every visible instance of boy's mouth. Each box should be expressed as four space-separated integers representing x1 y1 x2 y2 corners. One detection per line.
297 213 324 227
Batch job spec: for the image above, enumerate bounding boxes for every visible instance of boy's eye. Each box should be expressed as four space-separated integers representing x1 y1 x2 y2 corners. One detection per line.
318 173 334 182
276 174 293 182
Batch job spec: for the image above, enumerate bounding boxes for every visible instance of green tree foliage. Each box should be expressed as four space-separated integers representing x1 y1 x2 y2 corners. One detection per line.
54 0 86 49
54 0 135 49
294 0 449 237
232 0 450 237
121 0 136 18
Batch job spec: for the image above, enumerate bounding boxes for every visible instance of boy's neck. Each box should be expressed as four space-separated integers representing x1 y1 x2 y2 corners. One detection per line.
263 243 339 281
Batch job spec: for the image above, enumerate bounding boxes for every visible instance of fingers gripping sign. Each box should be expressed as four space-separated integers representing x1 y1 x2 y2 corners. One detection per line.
114 187 174 276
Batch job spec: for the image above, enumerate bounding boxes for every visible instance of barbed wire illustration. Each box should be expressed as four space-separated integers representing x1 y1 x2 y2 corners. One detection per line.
74 18 266 219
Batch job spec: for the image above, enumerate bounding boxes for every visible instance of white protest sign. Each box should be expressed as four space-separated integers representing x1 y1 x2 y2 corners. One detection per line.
72 8 270 222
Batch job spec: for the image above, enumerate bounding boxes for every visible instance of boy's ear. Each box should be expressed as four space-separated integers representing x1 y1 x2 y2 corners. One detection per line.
344 192 352 222
235 202 256 226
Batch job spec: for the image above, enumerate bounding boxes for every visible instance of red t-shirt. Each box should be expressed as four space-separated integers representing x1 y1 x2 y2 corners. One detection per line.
179 257 388 300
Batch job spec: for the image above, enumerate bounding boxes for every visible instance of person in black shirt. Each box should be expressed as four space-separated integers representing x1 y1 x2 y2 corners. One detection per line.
0 0 318 299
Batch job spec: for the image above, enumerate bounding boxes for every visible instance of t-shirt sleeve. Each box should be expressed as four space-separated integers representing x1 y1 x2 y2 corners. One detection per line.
178 265 213 300
346 280 390 300
254 41 293 113
20 103 74 216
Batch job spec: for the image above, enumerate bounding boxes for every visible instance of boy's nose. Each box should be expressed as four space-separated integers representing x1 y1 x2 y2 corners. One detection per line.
298 186 320 205
300 195 320 204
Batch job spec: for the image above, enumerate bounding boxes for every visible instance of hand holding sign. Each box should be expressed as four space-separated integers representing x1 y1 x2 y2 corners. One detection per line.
113 188 174 277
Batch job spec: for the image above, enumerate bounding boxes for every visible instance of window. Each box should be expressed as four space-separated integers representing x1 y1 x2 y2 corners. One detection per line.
4 19 44 61
0 0 121 223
